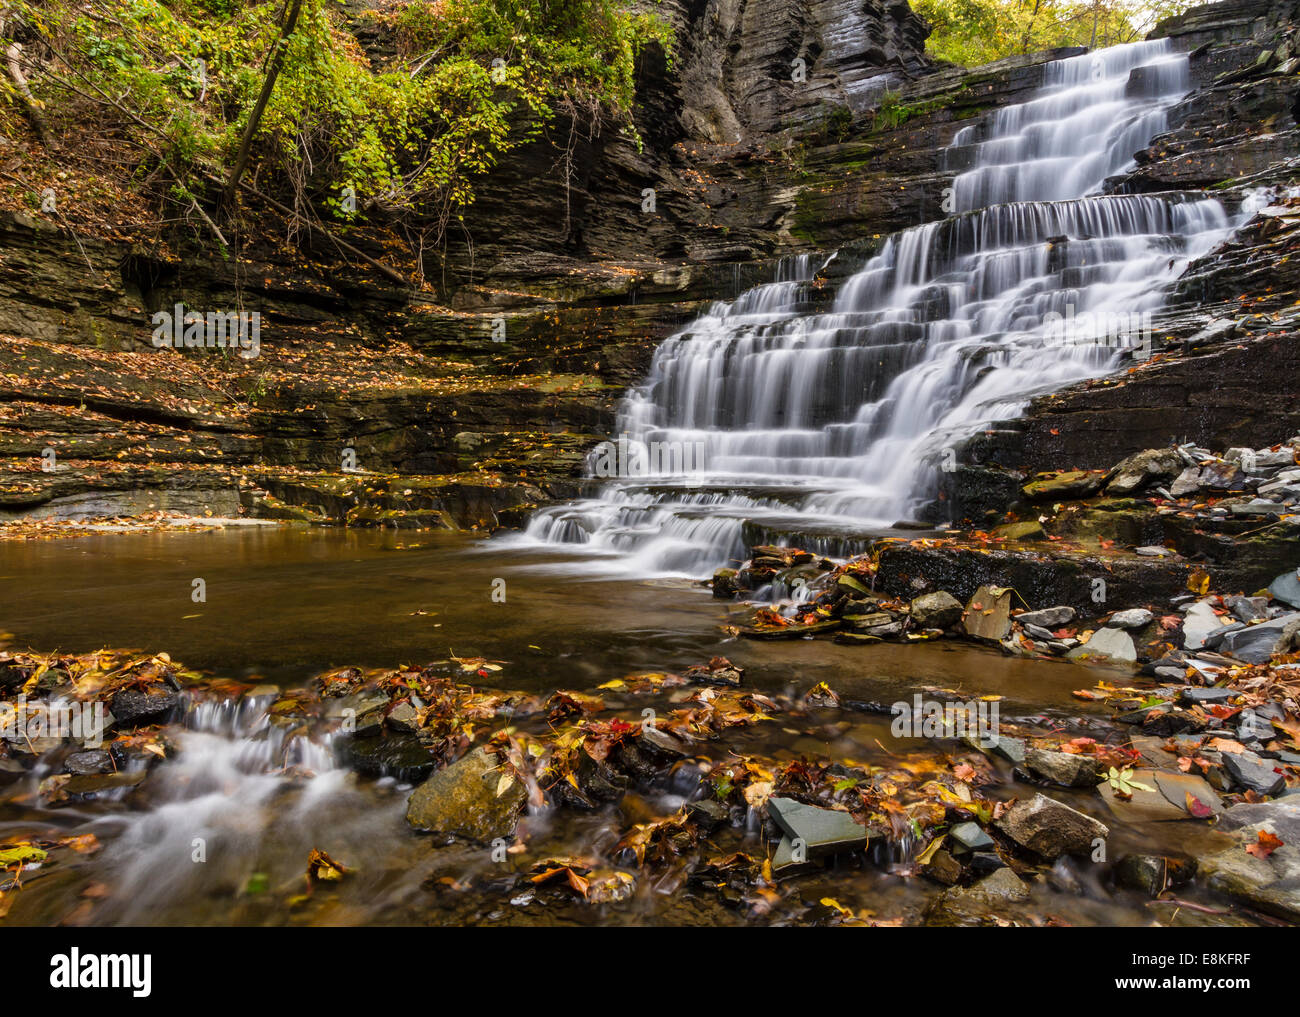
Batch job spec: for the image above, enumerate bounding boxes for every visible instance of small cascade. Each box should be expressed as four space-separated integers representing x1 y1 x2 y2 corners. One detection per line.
521 39 1247 577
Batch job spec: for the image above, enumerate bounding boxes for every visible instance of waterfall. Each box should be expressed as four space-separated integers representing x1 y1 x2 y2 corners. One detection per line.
520 39 1244 577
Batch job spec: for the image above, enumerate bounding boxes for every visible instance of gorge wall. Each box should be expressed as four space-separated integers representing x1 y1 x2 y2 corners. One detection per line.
0 0 1297 532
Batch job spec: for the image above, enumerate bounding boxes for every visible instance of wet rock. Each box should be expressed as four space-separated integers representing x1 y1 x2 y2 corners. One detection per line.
43 769 147 805
337 732 436 783
1097 769 1221 822
1016 606 1075 628
711 568 740 599
385 701 420 732
110 687 178 727
996 793 1108 859
924 868 1030 927
1200 798 1300 922
993 520 1045 541
638 725 691 759
1226 595 1270 622
1115 854 1196 897
1107 608 1154 630
63 749 113 776
962 585 1013 642
909 591 964 629
1022 470 1104 501
1206 613 1300 664
965 733 1026 765
1067 627 1136 664
1135 545 1176 557
949 820 994 852
683 658 744 686
921 847 963 886
1221 750 1285 796
686 798 729 831
1106 449 1182 495
1022 623 1055 640
767 796 868 861
1024 747 1100 788
1179 687 1235 705
405 746 526 843
1237 708 1277 743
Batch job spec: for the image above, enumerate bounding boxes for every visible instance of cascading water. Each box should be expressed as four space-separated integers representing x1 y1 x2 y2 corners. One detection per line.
521 39 1245 577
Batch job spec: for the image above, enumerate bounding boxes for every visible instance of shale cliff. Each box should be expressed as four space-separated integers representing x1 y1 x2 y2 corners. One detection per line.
0 0 1297 532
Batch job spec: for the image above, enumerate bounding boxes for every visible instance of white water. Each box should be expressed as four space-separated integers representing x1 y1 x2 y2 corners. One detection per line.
520 40 1245 577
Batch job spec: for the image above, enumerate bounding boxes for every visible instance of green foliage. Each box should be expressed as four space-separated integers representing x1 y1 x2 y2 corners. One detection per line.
912 0 1197 66
11 0 671 239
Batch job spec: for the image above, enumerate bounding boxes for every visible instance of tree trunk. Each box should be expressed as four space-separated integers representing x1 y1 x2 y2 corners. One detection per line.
222 0 304 207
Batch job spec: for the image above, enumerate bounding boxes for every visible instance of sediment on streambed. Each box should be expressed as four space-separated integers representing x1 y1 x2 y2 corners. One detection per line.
0 623 1297 925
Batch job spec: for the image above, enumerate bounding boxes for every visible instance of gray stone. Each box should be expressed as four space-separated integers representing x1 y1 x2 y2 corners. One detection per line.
385 701 419 732
1199 798 1300 922
1016 606 1075 628
996 793 1109 859
767 796 868 857
1024 747 1099 788
1023 623 1055 641
965 733 1025 765
1135 545 1176 557
1211 613 1300 664
1221 751 1285 796
909 591 964 629
405 746 526 842
1067 627 1136 663
1106 449 1182 495
1227 595 1270 622
949 820 994 852
1271 569 1300 609
1237 709 1278 743
1106 608 1154 630
1182 601 1227 650
1179 687 1234 705
1170 466 1204 498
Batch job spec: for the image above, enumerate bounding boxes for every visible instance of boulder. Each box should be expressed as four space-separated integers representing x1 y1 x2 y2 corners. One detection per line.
1106 449 1182 495
405 746 526 842
996 793 1108 859
909 591 964 629
1067 627 1136 663
1206 613 1300 664
1024 747 1100 788
110 687 178 727
962 585 1013 642
1199 798 1300 922
1016 606 1075 628
1106 608 1154 630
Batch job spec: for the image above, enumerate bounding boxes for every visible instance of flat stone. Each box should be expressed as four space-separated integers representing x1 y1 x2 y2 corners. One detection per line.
962 585 1013 642
996 793 1108 859
1067 627 1136 663
1107 608 1154 630
1016 606 1075 628
1179 687 1234 705
1227 595 1270 622
385 701 420 732
1199 798 1300 922
1153 771 1223 816
1023 623 1055 640
1022 470 1104 501
1135 545 1176 557
993 520 1045 541
767 796 868 856
336 732 436 783
405 746 526 842
63 749 113 776
1222 751 1286 796
1210 613 1300 664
